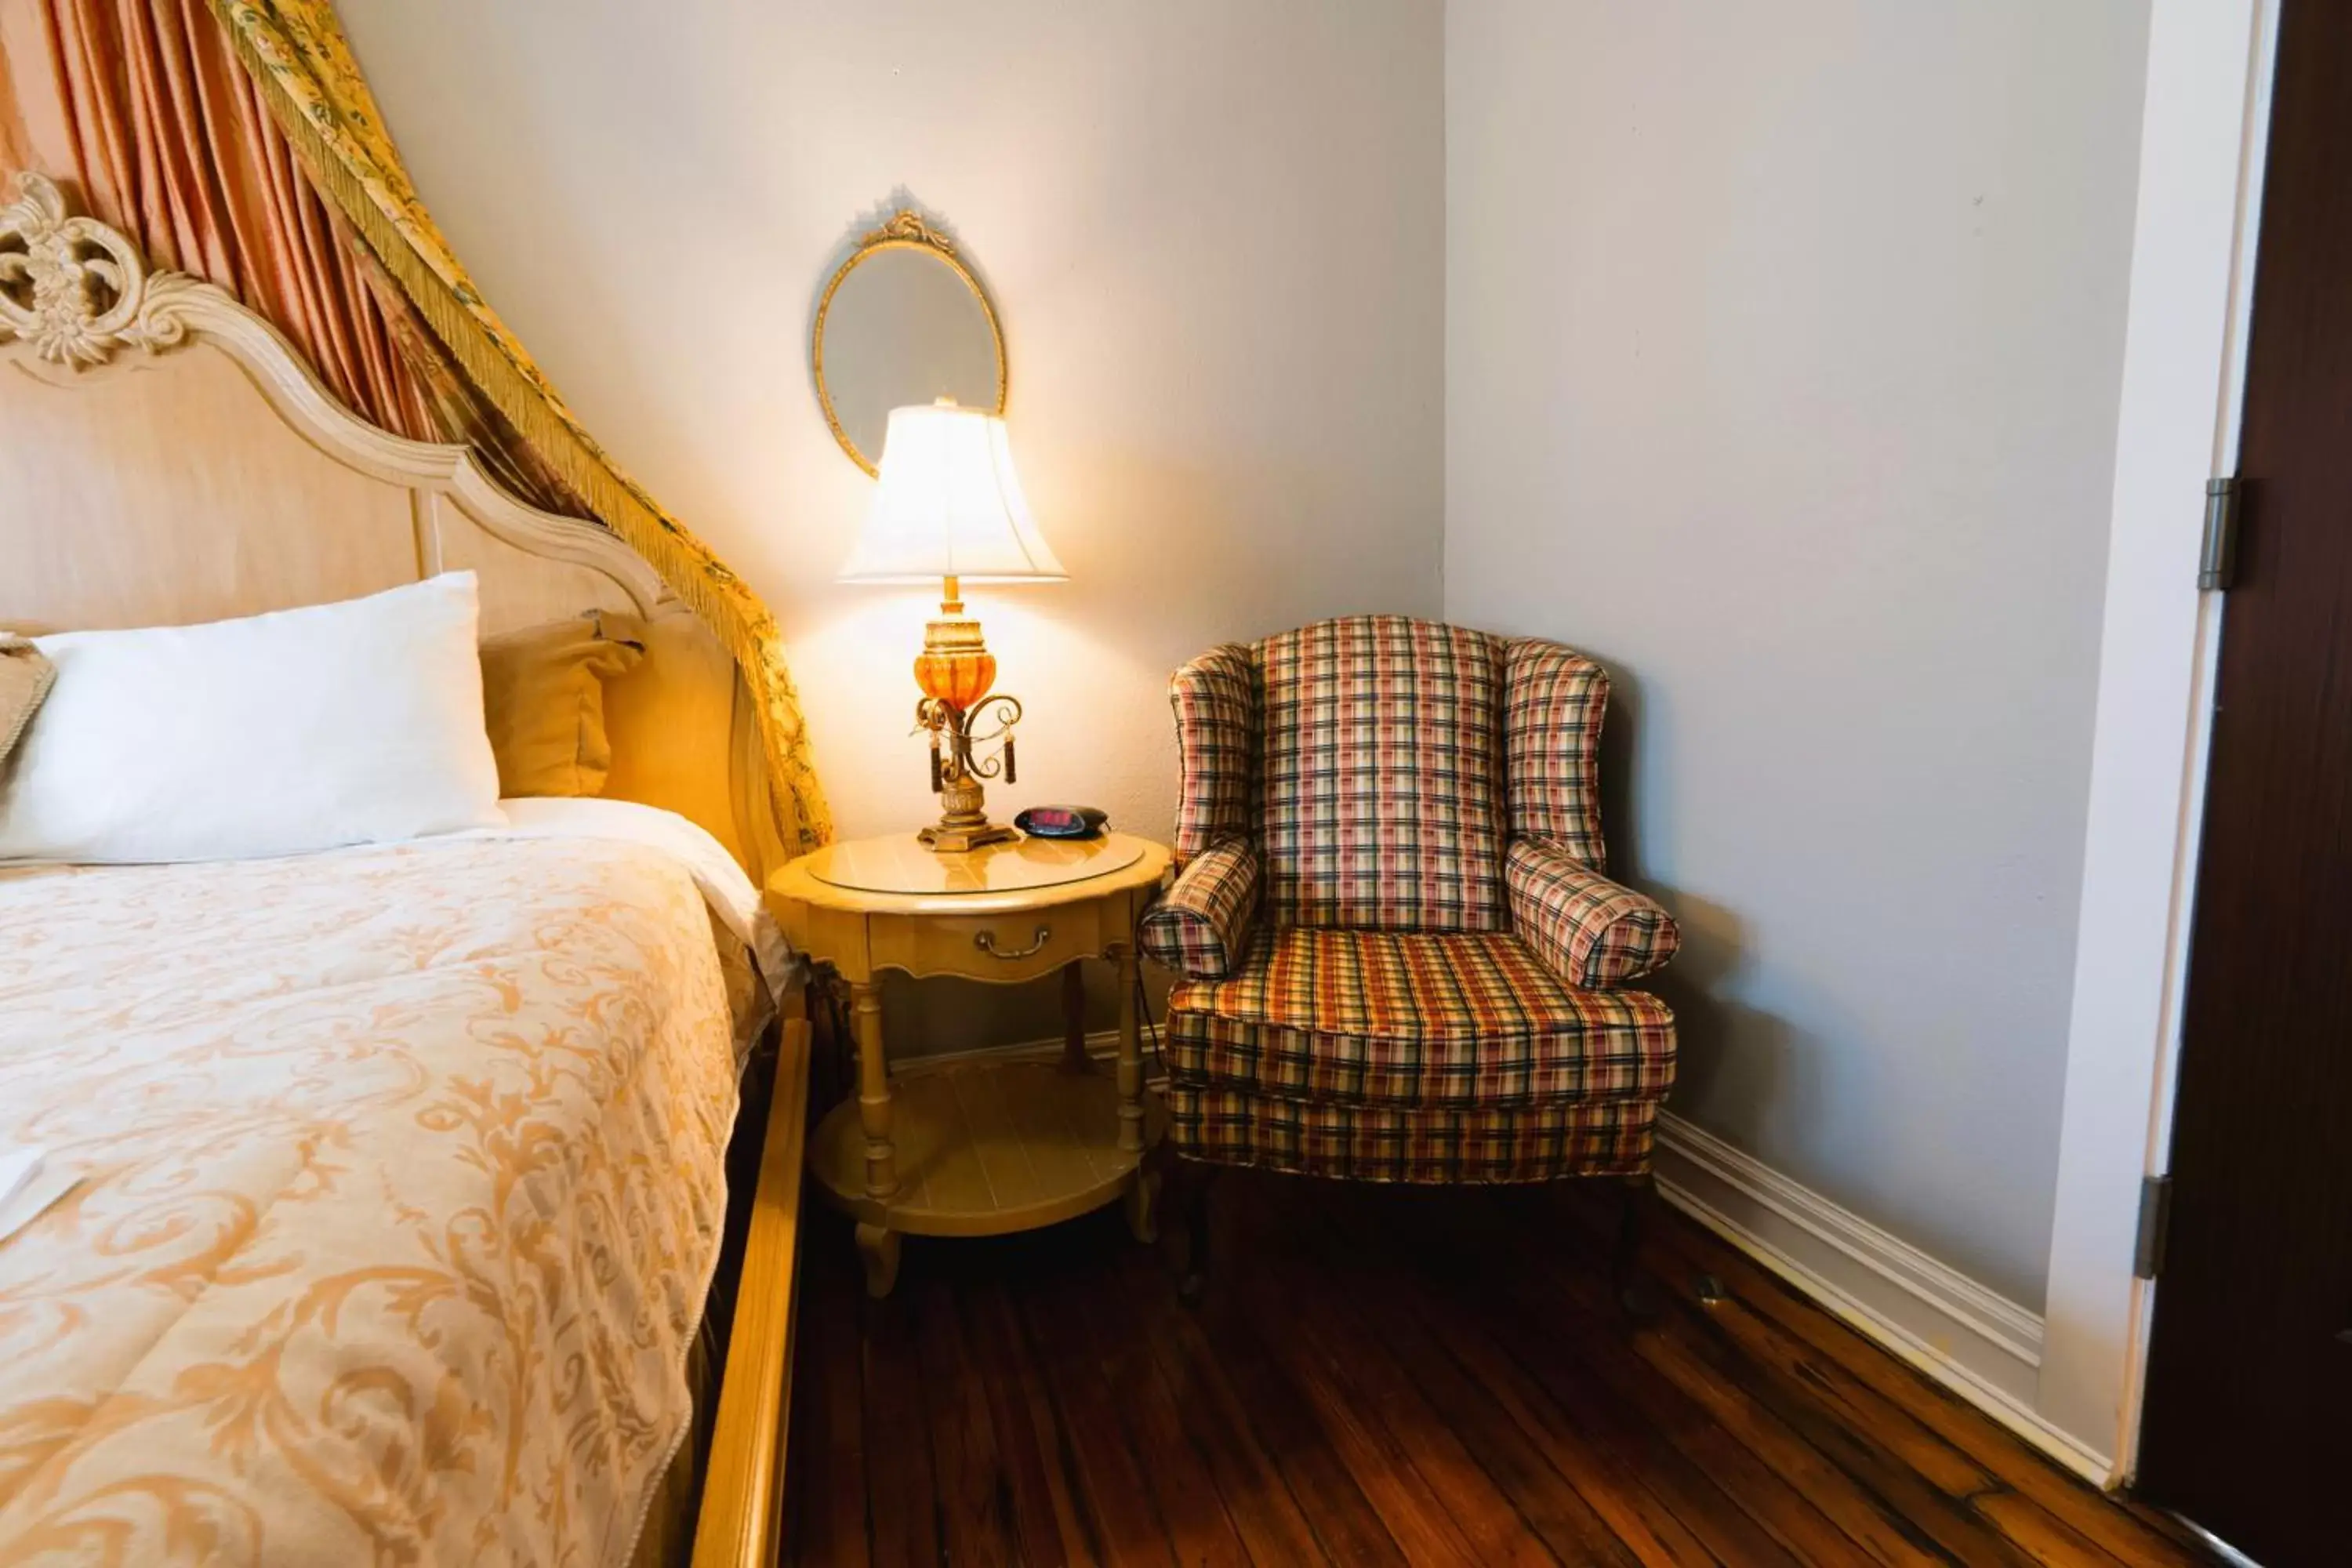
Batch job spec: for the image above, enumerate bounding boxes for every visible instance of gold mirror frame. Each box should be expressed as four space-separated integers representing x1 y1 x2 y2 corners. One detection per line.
811 211 1007 477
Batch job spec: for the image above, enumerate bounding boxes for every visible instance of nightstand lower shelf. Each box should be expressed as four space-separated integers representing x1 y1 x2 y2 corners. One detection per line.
768 830 1175 1298
808 1054 1165 1294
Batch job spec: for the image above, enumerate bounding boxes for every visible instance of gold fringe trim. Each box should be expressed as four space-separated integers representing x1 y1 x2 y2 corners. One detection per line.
205 0 832 853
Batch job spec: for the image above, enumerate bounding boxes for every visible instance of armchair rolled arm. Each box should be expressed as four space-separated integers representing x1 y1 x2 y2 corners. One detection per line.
1138 840 1259 979
1506 838 1679 989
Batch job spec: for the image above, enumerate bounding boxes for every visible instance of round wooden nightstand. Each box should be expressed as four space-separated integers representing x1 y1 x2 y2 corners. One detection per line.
767 831 1173 1297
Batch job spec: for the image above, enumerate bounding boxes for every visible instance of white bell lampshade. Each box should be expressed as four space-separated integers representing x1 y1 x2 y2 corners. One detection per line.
839 401 1065 584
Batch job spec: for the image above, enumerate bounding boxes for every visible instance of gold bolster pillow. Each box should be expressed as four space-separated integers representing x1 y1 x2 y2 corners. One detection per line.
478 610 648 798
0 635 57 771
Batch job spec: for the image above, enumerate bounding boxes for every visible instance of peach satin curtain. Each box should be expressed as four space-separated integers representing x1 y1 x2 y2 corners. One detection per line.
2 0 428 435
0 0 586 514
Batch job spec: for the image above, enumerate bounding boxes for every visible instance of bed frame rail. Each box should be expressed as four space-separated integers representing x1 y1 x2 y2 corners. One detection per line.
692 1014 811 1566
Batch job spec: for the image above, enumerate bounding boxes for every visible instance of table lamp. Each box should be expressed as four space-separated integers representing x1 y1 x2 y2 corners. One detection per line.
840 401 1065 851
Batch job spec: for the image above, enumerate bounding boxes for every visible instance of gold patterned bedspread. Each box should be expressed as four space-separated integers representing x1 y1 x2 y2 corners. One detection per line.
0 836 742 1566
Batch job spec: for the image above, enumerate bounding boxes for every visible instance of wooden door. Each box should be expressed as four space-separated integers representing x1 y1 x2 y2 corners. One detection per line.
2134 5 2352 1563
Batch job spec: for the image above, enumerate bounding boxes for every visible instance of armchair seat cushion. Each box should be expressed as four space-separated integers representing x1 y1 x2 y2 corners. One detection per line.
1166 926 1676 1111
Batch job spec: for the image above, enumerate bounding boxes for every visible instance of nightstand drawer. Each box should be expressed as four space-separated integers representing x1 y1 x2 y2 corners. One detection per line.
866 901 1115 982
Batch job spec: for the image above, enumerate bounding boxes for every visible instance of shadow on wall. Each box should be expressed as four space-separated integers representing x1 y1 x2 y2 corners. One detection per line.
1591 659 1788 1126
1646 891 1788 1119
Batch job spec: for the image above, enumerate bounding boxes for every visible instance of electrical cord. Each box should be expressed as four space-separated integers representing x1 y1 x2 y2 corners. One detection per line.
1135 968 1167 1077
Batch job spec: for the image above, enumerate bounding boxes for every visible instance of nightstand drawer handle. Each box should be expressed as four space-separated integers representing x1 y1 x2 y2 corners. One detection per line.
974 924 1053 960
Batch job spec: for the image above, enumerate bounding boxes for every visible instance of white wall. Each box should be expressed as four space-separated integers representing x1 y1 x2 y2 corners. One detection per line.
335 0 1444 1048
1446 0 2150 1306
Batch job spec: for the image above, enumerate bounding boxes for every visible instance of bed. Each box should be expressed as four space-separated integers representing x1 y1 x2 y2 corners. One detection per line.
0 174 808 1566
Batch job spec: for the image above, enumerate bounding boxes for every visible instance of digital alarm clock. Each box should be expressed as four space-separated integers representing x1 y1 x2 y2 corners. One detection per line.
1014 805 1109 840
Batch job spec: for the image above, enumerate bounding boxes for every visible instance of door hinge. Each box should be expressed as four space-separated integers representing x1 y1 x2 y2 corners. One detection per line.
2199 477 2241 590
2134 1174 2174 1280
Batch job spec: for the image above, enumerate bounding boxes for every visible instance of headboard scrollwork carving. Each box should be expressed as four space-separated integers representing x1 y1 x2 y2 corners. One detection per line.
0 172 210 371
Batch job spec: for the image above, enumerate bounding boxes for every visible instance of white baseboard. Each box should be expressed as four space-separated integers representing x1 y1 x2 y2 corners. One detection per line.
1653 1112 2111 1485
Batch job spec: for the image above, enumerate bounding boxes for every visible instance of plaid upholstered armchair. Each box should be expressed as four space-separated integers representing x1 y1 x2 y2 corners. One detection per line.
1138 615 1679 1294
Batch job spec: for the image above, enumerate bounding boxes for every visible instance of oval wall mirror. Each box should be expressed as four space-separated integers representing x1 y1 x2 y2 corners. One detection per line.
812 212 1006 475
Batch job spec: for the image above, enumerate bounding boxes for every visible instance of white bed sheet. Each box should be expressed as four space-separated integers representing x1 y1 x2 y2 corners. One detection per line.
453 797 796 996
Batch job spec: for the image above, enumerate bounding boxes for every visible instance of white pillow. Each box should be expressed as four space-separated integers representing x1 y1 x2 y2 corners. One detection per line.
0 573 507 863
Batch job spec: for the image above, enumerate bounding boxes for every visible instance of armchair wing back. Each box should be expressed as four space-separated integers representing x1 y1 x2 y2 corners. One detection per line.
1168 641 1255 861
1145 615 1679 1189
1501 638 1610 867
1167 615 1614 891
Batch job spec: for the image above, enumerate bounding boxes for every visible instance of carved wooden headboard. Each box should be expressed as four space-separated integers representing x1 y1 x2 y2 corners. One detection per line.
0 174 790 879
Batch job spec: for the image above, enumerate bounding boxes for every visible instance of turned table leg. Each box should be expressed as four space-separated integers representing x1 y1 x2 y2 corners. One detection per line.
851 978 897 1200
849 978 902 1298
1126 1163 1161 1244
854 1222 902 1298
1114 942 1157 1241
1059 958 1091 1073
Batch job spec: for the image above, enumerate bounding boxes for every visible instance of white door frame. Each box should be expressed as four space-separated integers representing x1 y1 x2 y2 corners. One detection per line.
2038 0 2280 1483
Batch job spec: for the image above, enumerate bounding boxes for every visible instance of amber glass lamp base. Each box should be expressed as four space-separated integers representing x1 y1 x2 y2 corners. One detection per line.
912 576 1022 851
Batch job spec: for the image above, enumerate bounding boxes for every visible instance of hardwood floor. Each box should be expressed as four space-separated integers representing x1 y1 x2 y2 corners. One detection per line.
782 1171 2216 1566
